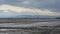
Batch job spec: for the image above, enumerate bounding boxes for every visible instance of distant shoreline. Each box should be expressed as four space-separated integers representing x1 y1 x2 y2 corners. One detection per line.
0 18 59 19
0 18 59 23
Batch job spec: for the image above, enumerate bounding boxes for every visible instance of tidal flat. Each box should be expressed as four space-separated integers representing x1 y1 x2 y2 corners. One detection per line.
0 18 60 34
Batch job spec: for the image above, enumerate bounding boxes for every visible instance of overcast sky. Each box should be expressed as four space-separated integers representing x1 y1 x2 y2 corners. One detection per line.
0 0 60 18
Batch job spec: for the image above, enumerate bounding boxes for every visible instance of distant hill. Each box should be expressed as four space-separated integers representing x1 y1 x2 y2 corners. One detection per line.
55 17 60 19
12 15 57 18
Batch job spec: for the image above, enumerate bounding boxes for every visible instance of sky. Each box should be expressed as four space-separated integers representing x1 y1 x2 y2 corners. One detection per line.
0 0 60 18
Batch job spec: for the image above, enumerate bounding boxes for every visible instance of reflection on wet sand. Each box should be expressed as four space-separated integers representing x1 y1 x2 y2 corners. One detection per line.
0 19 60 34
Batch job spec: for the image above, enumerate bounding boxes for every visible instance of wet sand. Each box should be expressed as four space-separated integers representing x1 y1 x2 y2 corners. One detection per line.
0 19 60 34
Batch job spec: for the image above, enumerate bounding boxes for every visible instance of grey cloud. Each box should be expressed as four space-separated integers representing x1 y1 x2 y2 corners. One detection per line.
0 0 60 12
0 0 5 4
